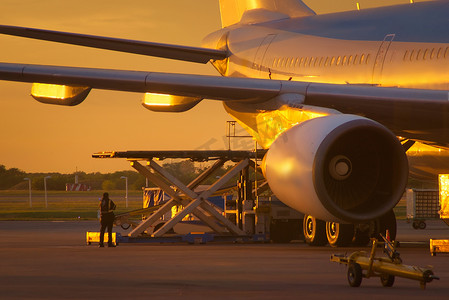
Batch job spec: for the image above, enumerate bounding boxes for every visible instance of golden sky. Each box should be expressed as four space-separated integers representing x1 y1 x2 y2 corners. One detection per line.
0 0 432 173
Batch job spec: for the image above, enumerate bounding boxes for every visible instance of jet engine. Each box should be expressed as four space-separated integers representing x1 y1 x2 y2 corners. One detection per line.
263 114 408 223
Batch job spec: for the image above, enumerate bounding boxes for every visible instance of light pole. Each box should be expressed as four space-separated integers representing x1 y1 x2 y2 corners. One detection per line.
24 178 32 208
120 176 128 208
44 176 51 208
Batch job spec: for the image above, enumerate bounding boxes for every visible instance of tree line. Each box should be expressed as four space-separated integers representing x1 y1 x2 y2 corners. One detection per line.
0 161 234 191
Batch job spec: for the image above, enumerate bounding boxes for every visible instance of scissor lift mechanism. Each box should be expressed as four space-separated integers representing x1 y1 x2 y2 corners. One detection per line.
93 150 267 241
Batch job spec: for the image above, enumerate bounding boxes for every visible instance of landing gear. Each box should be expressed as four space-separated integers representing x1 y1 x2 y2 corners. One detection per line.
352 224 371 246
304 209 397 247
372 210 397 241
303 215 327 246
326 222 354 247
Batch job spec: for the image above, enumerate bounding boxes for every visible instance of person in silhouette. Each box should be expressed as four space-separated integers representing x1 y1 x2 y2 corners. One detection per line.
98 192 116 247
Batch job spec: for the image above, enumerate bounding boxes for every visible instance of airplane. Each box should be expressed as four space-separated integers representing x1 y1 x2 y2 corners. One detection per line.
0 0 448 247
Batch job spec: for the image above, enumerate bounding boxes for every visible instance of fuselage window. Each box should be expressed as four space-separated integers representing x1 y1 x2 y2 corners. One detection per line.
409 50 414 61
330 56 336 66
336 56 341 66
342 56 347 66
423 49 429 60
437 48 442 59
309 57 315 67
354 55 358 65
360 54 365 64
300 57 305 67
314 57 320 67
430 48 435 60
416 49 422 60
445 47 449 58
403 50 409 61
365 54 370 64
295 57 300 68
347 55 352 65
324 57 329 67
290 57 296 68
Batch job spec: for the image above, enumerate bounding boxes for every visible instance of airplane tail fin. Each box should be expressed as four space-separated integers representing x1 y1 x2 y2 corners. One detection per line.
219 0 315 28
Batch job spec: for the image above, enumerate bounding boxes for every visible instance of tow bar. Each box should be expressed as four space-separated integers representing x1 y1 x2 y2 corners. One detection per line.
331 233 439 289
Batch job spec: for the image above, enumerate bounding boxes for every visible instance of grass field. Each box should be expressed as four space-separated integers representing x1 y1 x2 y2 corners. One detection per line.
0 190 408 221
0 190 143 220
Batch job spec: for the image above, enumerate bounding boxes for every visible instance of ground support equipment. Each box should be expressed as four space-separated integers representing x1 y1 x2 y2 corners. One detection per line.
428 175 449 255
406 189 440 230
331 234 439 289
86 232 120 246
93 150 272 243
430 239 449 256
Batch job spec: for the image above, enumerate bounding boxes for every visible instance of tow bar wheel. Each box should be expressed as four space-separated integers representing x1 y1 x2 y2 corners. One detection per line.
347 263 363 287
380 274 395 287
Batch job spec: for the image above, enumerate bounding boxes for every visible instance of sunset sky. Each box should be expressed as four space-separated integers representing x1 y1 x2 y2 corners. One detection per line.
0 0 432 173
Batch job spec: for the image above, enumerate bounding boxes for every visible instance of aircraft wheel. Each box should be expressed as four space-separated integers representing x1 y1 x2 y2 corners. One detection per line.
326 222 354 247
372 210 397 240
352 224 371 246
380 274 395 287
347 263 363 287
303 215 327 246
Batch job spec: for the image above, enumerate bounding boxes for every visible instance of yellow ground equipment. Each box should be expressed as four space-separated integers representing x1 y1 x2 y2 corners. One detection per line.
331 234 439 289
86 232 118 246
428 175 449 255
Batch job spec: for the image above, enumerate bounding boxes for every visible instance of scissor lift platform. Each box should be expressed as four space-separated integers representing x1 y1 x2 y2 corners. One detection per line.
93 150 268 244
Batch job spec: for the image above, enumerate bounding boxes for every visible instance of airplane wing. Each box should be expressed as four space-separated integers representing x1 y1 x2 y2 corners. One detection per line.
0 62 282 102
0 25 227 64
1 62 448 134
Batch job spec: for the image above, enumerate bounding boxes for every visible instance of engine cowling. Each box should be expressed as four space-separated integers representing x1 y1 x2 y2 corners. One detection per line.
263 114 408 223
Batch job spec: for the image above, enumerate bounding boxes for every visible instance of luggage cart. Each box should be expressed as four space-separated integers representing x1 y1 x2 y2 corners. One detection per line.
331 234 439 289
406 189 440 230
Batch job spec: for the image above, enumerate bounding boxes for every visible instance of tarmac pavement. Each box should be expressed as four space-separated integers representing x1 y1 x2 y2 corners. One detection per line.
0 220 448 299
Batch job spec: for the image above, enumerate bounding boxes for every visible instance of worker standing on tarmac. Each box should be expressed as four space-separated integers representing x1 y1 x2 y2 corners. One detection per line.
98 192 116 247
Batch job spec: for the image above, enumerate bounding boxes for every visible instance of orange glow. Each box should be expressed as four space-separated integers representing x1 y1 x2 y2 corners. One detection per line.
235 105 330 149
439 174 449 220
31 83 89 100
142 93 172 106
0 0 439 173
142 93 201 112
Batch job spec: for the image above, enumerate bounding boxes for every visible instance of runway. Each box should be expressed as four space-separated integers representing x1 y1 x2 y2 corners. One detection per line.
0 220 448 299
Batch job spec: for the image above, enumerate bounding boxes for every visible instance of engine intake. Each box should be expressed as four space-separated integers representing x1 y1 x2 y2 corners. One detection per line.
263 114 408 223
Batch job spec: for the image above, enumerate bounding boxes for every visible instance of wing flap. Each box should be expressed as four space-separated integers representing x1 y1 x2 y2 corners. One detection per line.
0 25 228 63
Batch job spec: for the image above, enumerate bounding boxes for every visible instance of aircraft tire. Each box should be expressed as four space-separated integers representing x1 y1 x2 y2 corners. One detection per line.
352 224 371 246
326 222 354 247
303 215 327 246
380 274 395 287
372 210 397 241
